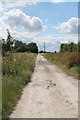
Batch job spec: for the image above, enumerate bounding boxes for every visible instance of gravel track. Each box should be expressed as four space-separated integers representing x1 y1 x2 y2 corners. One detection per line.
10 54 78 118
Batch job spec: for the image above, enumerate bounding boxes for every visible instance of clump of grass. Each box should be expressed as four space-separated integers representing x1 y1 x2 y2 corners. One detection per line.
43 52 78 79
2 52 37 119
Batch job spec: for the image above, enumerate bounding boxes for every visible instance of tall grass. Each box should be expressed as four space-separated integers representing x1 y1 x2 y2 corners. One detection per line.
43 52 78 79
2 52 37 119
0 52 2 120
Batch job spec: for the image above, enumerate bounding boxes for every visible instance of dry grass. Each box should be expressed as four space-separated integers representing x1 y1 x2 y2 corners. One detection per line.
43 52 78 79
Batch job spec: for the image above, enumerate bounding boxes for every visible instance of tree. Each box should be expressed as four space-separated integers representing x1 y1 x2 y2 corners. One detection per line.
73 43 78 51
16 43 28 52
6 29 13 51
2 39 6 52
78 42 80 52
69 42 74 52
60 44 65 52
60 42 78 52
27 43 38 53
14 40 23 50
2 29 39 54
39 51 44 53
63 44 69 52
14 40 28 52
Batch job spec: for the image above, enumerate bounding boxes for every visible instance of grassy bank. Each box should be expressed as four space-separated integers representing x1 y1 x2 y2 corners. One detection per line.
0 53 2 120
2 52 37 119
43 52 78 79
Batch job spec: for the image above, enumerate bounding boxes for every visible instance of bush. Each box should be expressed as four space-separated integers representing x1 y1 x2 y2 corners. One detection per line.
27 43 38 53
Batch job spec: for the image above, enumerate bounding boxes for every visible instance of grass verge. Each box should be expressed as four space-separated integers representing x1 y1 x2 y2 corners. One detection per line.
2 52 37 119
43 52 78 79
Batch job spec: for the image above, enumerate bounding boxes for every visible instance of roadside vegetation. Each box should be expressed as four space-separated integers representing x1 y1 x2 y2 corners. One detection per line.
0 52 2 120
43 42 79 79
2 52 37 119
1 30 38 119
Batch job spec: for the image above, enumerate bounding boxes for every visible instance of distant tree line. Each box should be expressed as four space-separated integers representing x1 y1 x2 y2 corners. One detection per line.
60 42 80 52
2 29 38 55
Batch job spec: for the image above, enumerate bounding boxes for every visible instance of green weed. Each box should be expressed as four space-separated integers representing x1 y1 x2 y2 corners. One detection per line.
2 52 37 119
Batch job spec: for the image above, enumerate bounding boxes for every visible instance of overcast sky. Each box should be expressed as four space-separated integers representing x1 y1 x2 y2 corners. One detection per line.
0 0 79 52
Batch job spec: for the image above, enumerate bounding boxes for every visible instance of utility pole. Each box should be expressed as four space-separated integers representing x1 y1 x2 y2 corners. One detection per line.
44 42 45 52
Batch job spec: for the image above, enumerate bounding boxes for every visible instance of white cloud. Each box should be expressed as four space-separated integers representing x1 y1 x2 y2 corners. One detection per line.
0 3 6 12
1 9 43 32
0 0 38 8
0 8 78 52
56 18 79 34
36 34 78 44
12 31 39 43
0 24 78 52
0 6 5 12
34 34 78 51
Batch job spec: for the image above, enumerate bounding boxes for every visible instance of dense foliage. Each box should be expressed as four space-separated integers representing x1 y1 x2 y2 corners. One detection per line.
60 42 80 52
2 29 38 55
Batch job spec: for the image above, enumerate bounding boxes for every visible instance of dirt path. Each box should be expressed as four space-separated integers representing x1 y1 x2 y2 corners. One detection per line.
10 54 78 118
